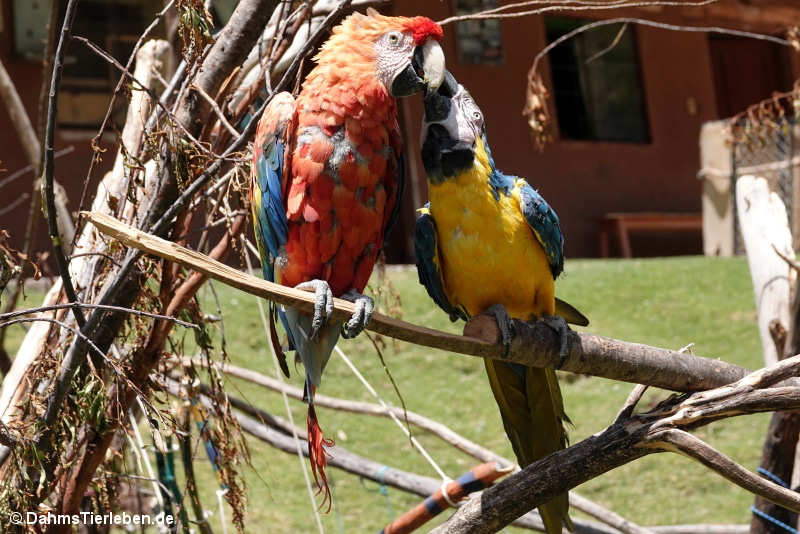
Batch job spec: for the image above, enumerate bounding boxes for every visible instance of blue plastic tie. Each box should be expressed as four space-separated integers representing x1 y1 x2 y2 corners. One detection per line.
377 465 390 496
758 467 790 488
376 465 394 520
751 505 798 534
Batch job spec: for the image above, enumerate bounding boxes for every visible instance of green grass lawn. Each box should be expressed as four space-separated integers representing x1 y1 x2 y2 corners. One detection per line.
4 256 768 532
174 255 766 533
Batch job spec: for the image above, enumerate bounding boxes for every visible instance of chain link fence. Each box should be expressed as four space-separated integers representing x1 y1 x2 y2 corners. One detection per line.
732 117 797 254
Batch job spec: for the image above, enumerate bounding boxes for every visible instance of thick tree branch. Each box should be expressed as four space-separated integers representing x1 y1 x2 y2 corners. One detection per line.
431 357 800 533
175 0 280 137
657 429 800 512
86 211 750 394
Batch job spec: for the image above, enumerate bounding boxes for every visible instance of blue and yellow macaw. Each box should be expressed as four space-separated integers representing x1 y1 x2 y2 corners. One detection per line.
414 72 588 533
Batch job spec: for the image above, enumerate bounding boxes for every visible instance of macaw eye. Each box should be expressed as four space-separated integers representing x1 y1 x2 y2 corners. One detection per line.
387 31 402 45
472 111 482 121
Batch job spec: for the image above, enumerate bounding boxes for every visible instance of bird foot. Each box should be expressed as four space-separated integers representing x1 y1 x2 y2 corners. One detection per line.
339 289 375 339
484 304 515 356
294 279 333 340
541 315 571 369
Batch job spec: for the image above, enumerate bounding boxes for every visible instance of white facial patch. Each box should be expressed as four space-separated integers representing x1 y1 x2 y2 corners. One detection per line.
374 31 416 91
421 84 480 148
455 88 484 136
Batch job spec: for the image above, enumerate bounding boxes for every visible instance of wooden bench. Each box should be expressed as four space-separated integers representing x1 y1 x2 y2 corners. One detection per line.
598 212 703 258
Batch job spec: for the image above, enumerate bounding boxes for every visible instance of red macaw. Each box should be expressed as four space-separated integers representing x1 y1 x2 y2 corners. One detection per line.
250 9 445 506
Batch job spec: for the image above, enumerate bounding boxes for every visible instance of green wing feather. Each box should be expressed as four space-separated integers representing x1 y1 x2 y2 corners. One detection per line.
484 360 572 533
555 297 589 327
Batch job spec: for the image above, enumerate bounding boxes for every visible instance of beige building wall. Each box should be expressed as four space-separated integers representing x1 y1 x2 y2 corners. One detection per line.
700 121 735 256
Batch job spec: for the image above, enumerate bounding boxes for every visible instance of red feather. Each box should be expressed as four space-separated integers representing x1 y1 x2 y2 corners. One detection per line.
354 248 377 292
404 16 444 45
329 250 355 294
318 222 341 263
307 400 335 512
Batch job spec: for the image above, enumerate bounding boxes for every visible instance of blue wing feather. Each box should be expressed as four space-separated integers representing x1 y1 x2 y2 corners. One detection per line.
478 132 564 279
252 96 296 353
414 204 469 322
256 141 289 282
517 182 564 279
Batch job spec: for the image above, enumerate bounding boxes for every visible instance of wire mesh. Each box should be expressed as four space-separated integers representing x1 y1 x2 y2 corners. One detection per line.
731 117 796 254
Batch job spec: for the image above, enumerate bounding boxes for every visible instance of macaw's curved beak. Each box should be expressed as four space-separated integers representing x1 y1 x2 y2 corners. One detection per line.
423 70 459 121
391 39 445 97
422 123 475 177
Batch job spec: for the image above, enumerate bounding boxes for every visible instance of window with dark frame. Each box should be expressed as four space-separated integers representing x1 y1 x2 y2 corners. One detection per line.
13 0 162 129
545 17 650 143
454 0 503 65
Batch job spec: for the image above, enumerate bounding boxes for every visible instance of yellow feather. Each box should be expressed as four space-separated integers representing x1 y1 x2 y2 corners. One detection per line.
428 138 554 321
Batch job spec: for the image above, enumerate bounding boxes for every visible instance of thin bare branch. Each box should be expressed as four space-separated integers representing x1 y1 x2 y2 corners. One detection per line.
0 318 107 367
0 147 75 191
615 383 649 422
438 0 721 25
179 356 509 465
0 303 199 330
532 17 791 79
42 0 85 328
657 429 800 512
586 22 629 63
191 83 240 137
772 243 800 273
0 196 30 218
74 0 175 226
72 36 227 161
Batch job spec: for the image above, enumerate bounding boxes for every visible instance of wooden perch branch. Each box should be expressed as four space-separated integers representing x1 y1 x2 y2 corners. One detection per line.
85 211 749 393
431 356 800 533
465 315 747 392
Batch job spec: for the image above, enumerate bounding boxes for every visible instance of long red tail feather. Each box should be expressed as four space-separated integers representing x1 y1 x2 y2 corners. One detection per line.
307 400 335 512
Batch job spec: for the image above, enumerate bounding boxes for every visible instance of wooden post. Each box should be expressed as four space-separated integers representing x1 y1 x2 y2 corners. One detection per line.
735 175 799 532
750 412 800 533
735 175 793 367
